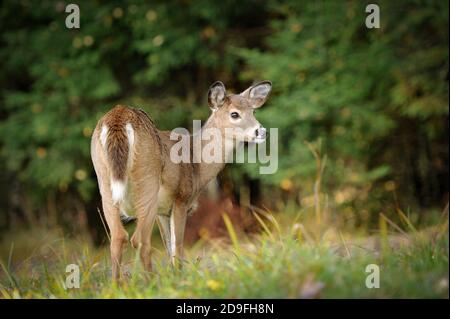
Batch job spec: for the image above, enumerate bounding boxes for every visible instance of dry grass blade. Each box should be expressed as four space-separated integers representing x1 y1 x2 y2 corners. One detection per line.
304 139 327 225
380 213 408 236
222 213 240 251
250 205 282 238
7 242 14 270
338 231 351 258
97 207 111 243
252 212 275 241
396 208 417 233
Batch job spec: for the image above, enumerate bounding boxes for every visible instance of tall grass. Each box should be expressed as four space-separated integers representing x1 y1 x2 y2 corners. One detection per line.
0 206 448 298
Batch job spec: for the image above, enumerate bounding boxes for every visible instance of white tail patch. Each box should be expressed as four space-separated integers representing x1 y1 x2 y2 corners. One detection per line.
125 123 134 147
125 123 135 169
111 179 126 204
100 125 108 148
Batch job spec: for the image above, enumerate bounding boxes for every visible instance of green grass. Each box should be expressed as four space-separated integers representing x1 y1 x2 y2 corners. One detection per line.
0 212 448 298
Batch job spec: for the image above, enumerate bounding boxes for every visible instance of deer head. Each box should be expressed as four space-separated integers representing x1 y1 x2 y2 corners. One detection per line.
207 81 272 144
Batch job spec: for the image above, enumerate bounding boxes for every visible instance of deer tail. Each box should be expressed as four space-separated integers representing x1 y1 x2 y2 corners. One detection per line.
100 123 135 204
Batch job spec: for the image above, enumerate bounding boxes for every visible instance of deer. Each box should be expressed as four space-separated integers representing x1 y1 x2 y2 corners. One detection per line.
90 81 272 280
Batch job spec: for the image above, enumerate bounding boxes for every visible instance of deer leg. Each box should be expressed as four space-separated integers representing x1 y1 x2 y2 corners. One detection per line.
102 196 128 281
130 181 159 272
92 145 128 281
157 214 173 258
170 203 187 269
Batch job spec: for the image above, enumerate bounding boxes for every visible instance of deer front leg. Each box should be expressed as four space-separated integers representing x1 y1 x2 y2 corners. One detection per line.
170 203 187 269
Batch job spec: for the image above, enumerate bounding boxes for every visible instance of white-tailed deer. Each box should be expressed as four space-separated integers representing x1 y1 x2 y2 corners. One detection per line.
91 81 272 280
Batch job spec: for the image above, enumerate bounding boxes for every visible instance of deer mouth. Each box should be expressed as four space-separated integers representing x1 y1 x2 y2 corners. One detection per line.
253 136 266 144
252 127 267 144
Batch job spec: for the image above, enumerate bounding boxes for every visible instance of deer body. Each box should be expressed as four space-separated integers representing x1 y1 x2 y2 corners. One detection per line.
91 81 272 280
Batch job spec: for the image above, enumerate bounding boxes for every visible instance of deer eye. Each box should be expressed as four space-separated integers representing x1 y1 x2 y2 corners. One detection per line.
230 112 240 119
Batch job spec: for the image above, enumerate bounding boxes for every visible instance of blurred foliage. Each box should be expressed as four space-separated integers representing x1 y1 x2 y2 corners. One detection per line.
0 0 448 230
238 0 449 213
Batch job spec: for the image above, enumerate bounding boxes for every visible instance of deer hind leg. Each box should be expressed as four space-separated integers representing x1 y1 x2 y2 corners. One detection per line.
130 177 159 272
92 140 128 281
170 202 187 269
102 195 128 281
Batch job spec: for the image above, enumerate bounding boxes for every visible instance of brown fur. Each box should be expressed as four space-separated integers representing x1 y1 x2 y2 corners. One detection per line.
99 106 163 181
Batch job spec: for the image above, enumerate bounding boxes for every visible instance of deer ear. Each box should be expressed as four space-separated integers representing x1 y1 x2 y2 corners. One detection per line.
241 81 272 108
208 81 226 110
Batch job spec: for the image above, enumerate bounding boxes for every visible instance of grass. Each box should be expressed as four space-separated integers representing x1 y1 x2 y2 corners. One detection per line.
0 208 448 299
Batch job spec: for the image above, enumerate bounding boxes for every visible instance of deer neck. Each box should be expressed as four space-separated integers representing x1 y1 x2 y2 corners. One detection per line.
193 114 237 189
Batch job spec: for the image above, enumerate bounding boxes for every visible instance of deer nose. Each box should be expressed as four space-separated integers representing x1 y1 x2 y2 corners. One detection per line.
255 127 267 139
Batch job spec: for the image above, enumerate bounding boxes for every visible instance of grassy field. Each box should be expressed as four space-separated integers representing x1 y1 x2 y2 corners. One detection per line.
0 208 448 299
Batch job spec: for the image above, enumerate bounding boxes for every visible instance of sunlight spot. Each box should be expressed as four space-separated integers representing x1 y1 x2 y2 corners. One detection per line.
75 169 87 181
